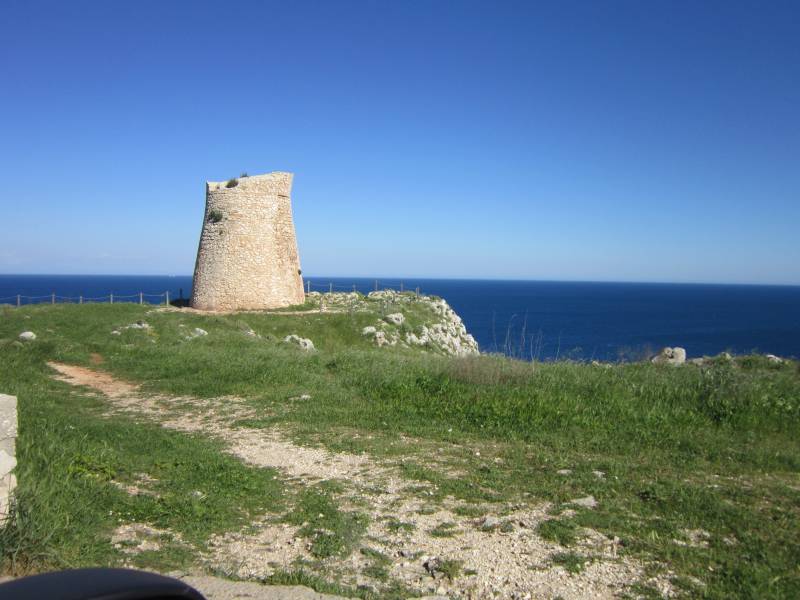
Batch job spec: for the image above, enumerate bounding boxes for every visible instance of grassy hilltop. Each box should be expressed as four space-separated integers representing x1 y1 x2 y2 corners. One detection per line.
0 293 799 599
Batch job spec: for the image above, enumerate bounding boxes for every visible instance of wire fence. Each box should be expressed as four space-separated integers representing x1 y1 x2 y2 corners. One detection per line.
0 292 174 306
304 280 422 295
0 281 424 307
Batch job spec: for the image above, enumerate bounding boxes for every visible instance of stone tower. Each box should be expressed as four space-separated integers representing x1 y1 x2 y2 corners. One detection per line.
191 171 305 311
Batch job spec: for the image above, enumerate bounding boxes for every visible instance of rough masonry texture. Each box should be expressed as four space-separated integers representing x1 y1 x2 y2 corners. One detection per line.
191 172 305 311
0 394 17 521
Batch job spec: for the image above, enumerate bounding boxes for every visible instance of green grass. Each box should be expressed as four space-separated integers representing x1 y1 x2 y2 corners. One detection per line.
385 519 415 533
0 320 284 573
537 519 578 546
285 483 367 559
360 547 391 581
550 551 594 574
1 303 799 597
428 521 459 538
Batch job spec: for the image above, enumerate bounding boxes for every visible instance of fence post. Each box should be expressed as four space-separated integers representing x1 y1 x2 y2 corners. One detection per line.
329 282 333 294
400 282 404 292
165 291 170 306
374 280 378 292
79 295 83 305
16 295 20 307
51 293 55 305
110 293 114 304
307 280 311 294
352 284 356 293
139 292 143 305
415 286 420 297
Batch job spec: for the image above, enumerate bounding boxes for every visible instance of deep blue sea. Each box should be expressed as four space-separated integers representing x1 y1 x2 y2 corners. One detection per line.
2 274 799 361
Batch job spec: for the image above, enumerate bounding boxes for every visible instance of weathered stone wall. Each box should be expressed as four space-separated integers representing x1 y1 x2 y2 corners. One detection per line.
191 172 305 311
0 394 17 521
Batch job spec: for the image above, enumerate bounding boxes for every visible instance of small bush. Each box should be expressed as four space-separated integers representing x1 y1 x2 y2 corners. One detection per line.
240 172 249 178
207 209 223 223
225 178 239 188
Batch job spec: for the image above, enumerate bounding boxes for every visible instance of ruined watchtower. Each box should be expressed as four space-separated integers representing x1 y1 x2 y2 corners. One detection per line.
190 171 305 311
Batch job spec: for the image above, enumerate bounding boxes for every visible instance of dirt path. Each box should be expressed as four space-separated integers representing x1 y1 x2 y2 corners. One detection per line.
48 362 669 599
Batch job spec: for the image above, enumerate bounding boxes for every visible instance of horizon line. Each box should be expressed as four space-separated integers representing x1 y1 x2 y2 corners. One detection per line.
1 272 799 288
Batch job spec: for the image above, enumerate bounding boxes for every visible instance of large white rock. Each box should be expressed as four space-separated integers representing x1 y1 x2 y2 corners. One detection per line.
284 334 315 352
18 331 36 342
384 313 405 326
651 347 687 365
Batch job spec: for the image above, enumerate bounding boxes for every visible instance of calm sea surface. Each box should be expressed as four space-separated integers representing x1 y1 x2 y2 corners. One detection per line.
2 274 799 361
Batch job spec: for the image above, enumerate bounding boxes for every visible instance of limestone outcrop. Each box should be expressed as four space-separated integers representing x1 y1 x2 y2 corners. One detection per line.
191 172 305 311
310 290 480 356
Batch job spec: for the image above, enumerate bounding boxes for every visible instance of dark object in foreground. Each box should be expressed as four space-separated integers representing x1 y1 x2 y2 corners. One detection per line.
0 568 206 600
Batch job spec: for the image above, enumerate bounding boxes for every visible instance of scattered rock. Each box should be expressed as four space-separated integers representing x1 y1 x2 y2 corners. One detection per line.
688 357 706 366
592 470 606 479
423 557 441 577
193 328 208 337
113 321 152 336
111 523 181 555
362 326 377 336
651 347 686 365
718 351 733 361
556 469 572 476
766 354 784 364
243 328 259 338
18 331 36 341
480 516 500 530
384 313 405 326
673 528 710 548
571 495 598 509
284 334 315 351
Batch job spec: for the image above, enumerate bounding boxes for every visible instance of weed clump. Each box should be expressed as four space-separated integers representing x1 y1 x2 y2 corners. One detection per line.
225 178 239 188
436 558 463 580
551 551 594 574
207 209 223 223
429 521 459 538
537 519 578 546
287 485 367 558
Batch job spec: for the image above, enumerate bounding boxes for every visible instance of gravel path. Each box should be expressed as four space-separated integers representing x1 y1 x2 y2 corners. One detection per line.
48 362 670 599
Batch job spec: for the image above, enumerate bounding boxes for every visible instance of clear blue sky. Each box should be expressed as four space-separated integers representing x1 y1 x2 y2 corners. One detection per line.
1 0 798 284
